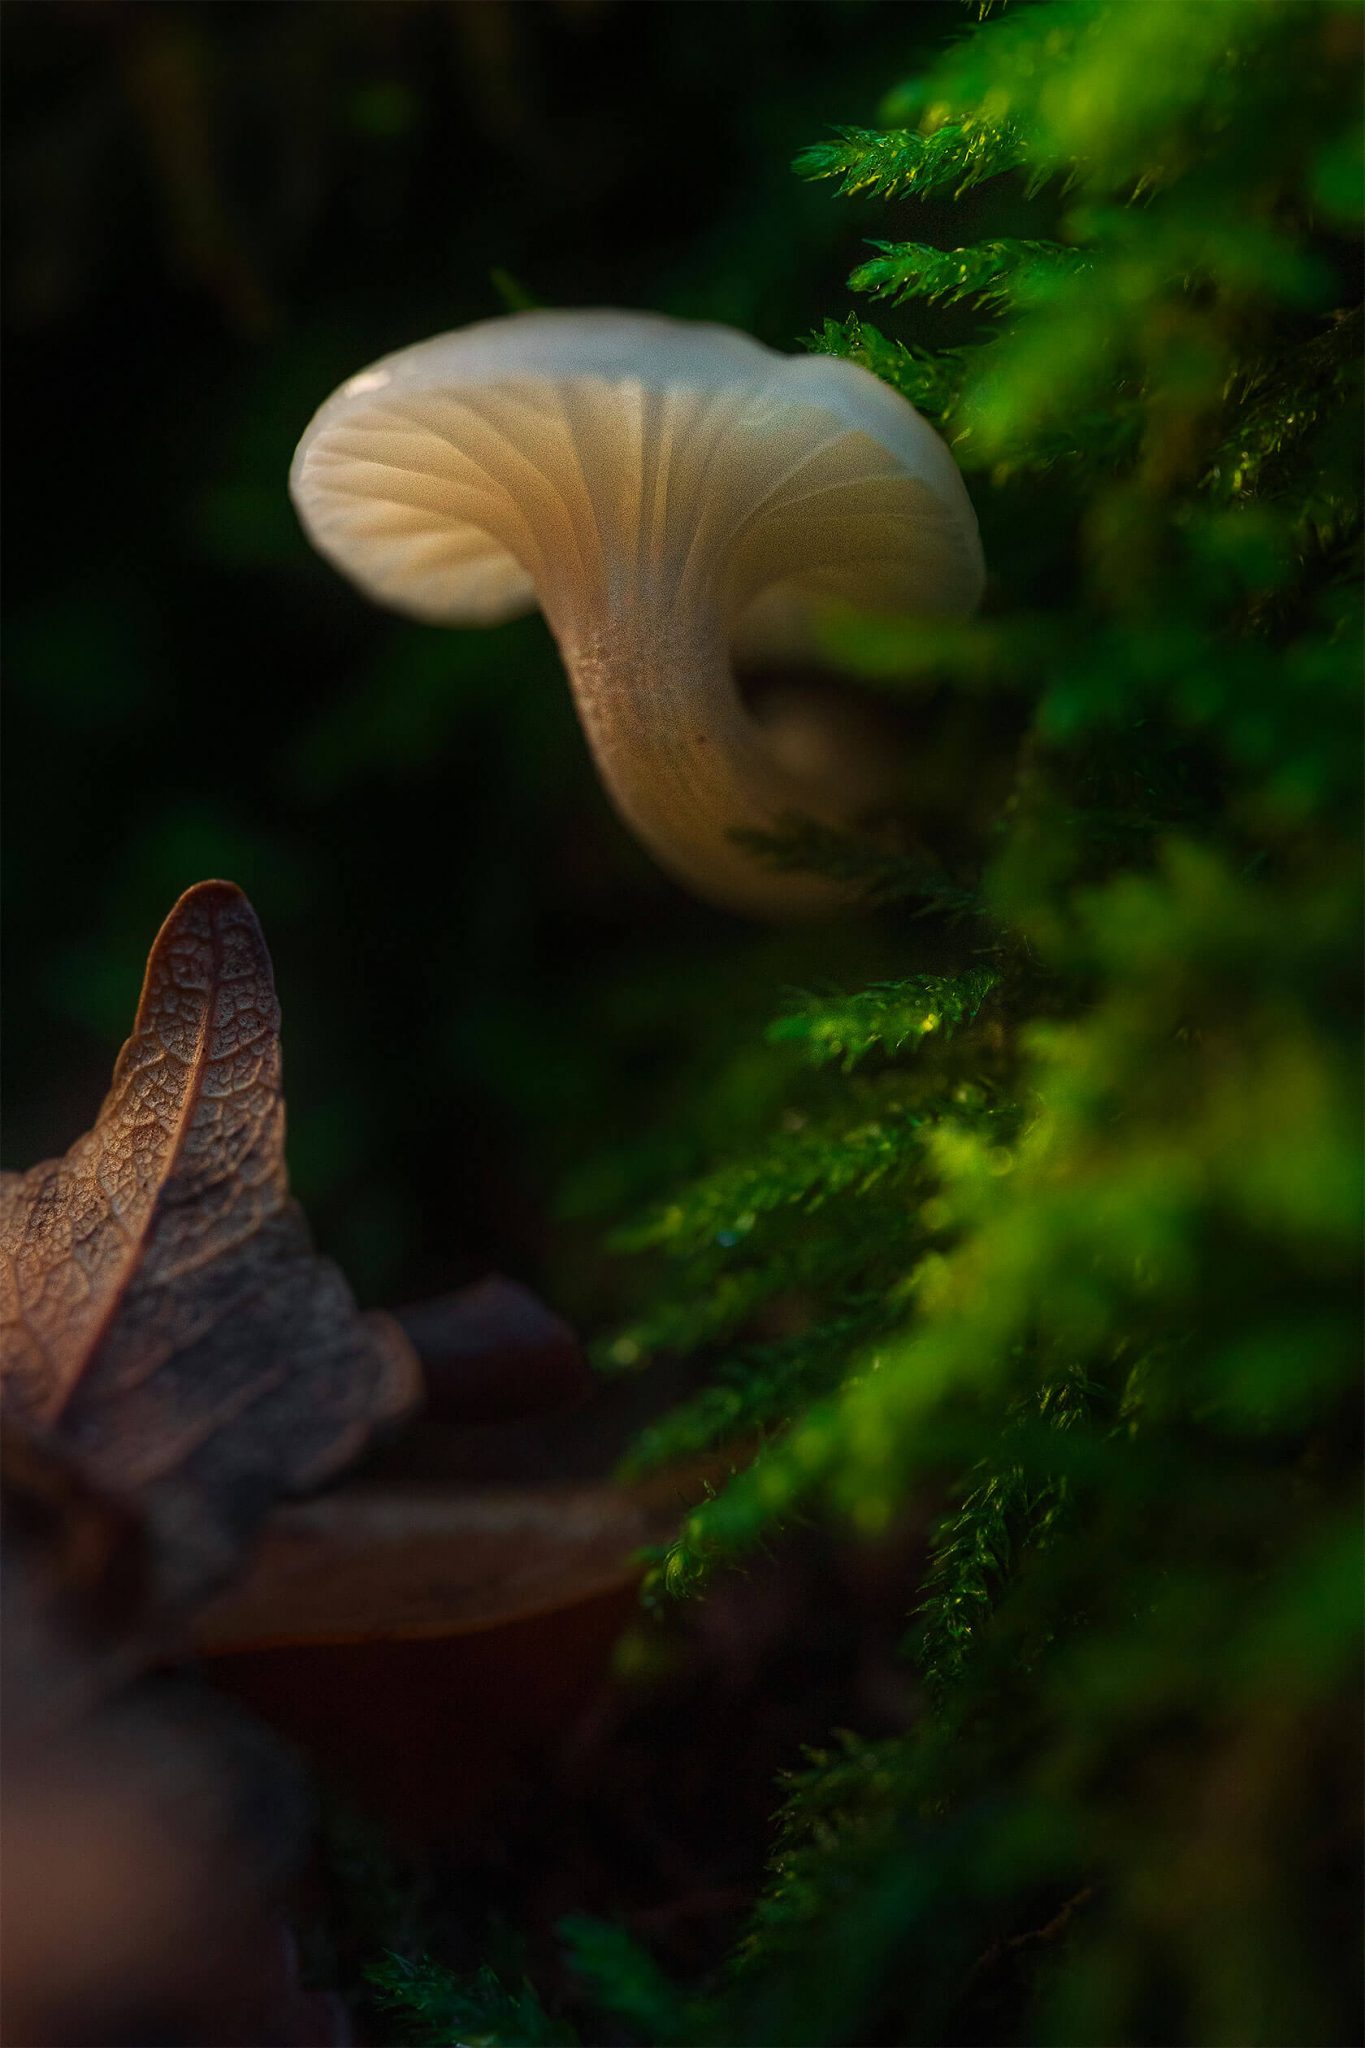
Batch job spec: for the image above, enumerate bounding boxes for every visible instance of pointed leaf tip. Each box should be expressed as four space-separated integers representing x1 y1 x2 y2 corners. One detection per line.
0 881 421 1606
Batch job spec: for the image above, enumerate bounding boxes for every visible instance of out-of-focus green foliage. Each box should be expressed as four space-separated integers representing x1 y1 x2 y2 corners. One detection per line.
547 3 1363 2043
768 969 997 1068
367 1953 576 2048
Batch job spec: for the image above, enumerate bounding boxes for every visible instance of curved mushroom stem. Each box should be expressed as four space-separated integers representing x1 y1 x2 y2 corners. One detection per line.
554 602 895 918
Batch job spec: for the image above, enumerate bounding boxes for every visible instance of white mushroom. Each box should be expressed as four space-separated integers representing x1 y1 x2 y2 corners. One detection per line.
290 310 984 917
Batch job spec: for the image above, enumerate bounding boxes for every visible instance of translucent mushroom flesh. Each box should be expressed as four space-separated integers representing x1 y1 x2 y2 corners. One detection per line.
290 311 984 916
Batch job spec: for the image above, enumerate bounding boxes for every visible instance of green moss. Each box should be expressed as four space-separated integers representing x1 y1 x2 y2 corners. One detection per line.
562 4 1363 2042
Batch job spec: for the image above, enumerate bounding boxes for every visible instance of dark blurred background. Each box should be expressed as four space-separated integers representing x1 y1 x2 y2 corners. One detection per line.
2 0 967 1322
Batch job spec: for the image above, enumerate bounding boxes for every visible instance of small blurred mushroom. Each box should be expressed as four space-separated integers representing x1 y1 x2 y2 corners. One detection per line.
394 1273 592 1425
291 310 983 916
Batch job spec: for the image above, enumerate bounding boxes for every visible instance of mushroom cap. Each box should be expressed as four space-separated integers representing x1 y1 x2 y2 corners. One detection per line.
290 310 983 642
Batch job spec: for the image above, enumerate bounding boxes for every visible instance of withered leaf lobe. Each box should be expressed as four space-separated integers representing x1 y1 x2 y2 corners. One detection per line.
194 1470 691 1651
0 881 420 1603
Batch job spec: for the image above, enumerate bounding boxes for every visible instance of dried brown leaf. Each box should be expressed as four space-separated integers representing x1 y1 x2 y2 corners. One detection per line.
0 1424 328 2046
1 1672 316 2048
0 1428 152 1745
193 1464 709 1651
0 880 420 1605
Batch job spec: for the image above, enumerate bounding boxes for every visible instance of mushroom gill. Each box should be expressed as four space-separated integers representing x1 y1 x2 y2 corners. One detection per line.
291 310 984 916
